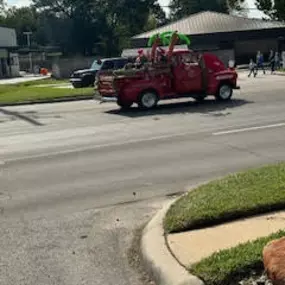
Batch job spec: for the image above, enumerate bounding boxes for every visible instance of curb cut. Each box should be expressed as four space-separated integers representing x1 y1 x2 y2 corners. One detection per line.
0 95 95 107
141 200 204 285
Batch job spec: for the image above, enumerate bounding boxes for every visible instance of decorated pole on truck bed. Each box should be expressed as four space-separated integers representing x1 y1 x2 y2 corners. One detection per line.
149 34 161 62
148 31 191 63
167 31 179 62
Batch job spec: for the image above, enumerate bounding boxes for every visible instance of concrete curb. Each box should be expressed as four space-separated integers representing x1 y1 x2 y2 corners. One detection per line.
141 200 204 285
0 95 95 107
275 72 285 76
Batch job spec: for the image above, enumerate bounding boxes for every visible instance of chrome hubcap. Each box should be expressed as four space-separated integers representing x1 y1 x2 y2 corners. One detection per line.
142 93 156 108
219 85 231 99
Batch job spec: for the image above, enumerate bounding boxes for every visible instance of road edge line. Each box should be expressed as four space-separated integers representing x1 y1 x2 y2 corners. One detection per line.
140 199 204 285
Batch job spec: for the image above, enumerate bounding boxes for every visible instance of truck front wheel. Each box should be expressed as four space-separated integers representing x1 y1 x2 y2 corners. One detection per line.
138 91 158 109
216 84 233 101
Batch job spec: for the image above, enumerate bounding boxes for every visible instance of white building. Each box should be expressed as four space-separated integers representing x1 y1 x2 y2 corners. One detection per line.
0 26 20 78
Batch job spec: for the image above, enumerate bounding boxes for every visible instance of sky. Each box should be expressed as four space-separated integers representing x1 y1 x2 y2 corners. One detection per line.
7 0 265 18
7 0 31 7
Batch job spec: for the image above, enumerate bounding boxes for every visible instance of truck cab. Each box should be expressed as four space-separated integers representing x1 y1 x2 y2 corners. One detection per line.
98 49 239 109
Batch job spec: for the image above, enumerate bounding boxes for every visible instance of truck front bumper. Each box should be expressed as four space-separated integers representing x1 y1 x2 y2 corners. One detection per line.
233 85 240 90
70 78 83 83
94 94 117 104
101 96 117 103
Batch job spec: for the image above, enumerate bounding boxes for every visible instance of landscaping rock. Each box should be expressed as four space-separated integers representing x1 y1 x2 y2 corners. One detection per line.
238 273 273 285
263 237 285 285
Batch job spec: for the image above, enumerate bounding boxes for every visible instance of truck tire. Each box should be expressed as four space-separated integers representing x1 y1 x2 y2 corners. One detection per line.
195 96 206 103
216 84 233 101
72 82 82 89
117 99 133 110
82 75 94 88
138 91 158 109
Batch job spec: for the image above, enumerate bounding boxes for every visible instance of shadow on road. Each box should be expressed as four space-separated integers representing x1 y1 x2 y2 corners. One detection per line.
105 98 253 118
0 108 44 126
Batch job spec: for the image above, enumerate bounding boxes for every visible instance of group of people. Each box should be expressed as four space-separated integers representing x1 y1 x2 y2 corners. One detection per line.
135 47 167 67
248 50 281 77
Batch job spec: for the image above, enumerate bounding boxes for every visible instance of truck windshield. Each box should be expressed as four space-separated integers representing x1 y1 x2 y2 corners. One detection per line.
91 60 102 71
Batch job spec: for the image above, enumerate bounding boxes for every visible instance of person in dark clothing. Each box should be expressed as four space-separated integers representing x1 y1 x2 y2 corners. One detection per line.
269 50 275 74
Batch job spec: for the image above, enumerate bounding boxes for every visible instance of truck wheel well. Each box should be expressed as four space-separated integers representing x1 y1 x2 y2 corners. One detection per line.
218 80 234 88
82 74 95 86
139 88 159 98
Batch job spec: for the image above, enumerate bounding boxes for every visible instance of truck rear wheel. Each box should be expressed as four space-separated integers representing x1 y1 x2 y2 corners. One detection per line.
117 99 133 110
216 84 233 101
138 91 158 109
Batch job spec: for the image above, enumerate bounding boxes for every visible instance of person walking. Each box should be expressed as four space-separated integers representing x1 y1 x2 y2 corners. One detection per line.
274 52 280 71
256 51 265 75
248 58 256 77
269 50 275 74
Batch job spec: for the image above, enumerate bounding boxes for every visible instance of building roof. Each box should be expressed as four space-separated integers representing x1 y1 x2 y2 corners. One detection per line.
121 45 188 57
134 11 285 39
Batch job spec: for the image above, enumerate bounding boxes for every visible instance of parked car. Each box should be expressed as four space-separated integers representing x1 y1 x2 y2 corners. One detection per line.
97 49 240 109
70 57 129 88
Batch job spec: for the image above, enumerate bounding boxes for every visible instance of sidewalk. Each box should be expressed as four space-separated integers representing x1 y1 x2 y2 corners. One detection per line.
141 200 285 285
0 74 50 85
167 211 285 267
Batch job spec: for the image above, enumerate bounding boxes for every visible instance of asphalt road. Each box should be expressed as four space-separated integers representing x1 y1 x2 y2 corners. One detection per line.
1 72 285 285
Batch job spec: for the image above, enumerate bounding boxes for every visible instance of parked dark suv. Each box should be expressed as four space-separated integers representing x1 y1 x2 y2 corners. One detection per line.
70 57 128 88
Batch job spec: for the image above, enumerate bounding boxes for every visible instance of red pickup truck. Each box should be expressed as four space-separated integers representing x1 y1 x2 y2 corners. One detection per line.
98 49 239 110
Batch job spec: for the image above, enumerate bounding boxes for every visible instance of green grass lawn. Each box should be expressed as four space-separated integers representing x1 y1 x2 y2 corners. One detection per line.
0 84 94 104
164 163 285 233
190 230 285 285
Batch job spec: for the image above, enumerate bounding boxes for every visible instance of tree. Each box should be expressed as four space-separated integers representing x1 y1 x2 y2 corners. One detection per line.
2 0 165 56
169 0 246 20
0 0 6 18
255 0 285 21
70 0 164 55
32 0 106 55
1 6 40 46
147 2 168 28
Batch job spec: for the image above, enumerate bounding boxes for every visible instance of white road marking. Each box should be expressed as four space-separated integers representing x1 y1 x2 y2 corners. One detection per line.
213 122 285 136
3 121 285 163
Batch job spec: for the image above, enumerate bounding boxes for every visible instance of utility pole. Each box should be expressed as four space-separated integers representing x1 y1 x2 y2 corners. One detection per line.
23 32 33 73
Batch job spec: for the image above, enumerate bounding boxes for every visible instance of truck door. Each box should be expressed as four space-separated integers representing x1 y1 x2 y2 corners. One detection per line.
173 53 202 94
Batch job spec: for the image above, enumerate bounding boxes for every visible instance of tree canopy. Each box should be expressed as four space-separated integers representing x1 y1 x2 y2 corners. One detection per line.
169 0 246 20
255 0 285 21
0 0 166 56
2 0 283 58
